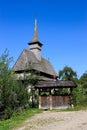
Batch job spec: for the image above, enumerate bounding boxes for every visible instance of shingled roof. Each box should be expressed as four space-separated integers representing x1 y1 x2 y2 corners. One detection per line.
35 80 76 88
13 49 57 76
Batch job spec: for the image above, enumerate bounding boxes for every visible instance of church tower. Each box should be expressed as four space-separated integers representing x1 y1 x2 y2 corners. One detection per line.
28 19 43 61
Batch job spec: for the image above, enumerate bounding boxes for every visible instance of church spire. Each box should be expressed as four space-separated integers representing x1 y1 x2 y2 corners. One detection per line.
28 18 43 61
32 19 38 42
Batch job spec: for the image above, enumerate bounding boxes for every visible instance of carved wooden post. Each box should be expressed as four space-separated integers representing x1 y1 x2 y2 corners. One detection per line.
39 89 41 109
50 89 52 110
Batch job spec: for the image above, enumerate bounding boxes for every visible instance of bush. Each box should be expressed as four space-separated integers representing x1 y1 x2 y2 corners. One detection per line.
0 50 29 119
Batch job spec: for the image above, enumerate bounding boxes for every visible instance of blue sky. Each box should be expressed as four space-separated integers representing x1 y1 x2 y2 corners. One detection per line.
0 0 87 78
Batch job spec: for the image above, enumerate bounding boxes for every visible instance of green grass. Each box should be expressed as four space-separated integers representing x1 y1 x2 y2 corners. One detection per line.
0 108 43 130
52 105 87 112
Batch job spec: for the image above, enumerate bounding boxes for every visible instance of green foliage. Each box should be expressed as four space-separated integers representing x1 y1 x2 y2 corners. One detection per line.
0 50 29 119
0 109 43 130
58 66 78 97
22 62 41 108
58 66 77 82
79 71 87 84
58 66 87 107
72 84 86 106
76 71 87 105
72 71 87 106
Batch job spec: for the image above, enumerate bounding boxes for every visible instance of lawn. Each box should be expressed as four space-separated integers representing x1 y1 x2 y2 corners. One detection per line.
0 108 43 130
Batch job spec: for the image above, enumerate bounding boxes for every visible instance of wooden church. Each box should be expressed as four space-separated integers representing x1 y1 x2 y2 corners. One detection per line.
13 20 76 109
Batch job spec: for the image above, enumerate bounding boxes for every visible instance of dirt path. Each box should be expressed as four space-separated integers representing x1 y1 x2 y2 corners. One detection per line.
14 110 87 130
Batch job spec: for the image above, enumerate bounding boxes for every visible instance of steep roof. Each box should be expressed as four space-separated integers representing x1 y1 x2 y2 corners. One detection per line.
13 49 57 76
35 80 77 88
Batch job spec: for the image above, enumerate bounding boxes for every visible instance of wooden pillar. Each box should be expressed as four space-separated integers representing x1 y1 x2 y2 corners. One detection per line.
39 89 41 109
50 89 52 110
70 88 73 107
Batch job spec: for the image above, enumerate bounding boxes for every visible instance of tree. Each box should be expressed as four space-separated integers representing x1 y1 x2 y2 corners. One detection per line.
78 71 87 105
58 66 77 81
79 71 87 85
0 50 29 119
72 84 86 106
72 71 87 106
58 66 78 106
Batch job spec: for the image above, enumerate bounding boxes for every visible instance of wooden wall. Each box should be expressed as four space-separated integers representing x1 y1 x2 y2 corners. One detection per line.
40 95 70 109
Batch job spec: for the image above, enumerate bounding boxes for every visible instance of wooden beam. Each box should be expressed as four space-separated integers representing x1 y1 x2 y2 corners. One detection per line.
50 89 52 110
